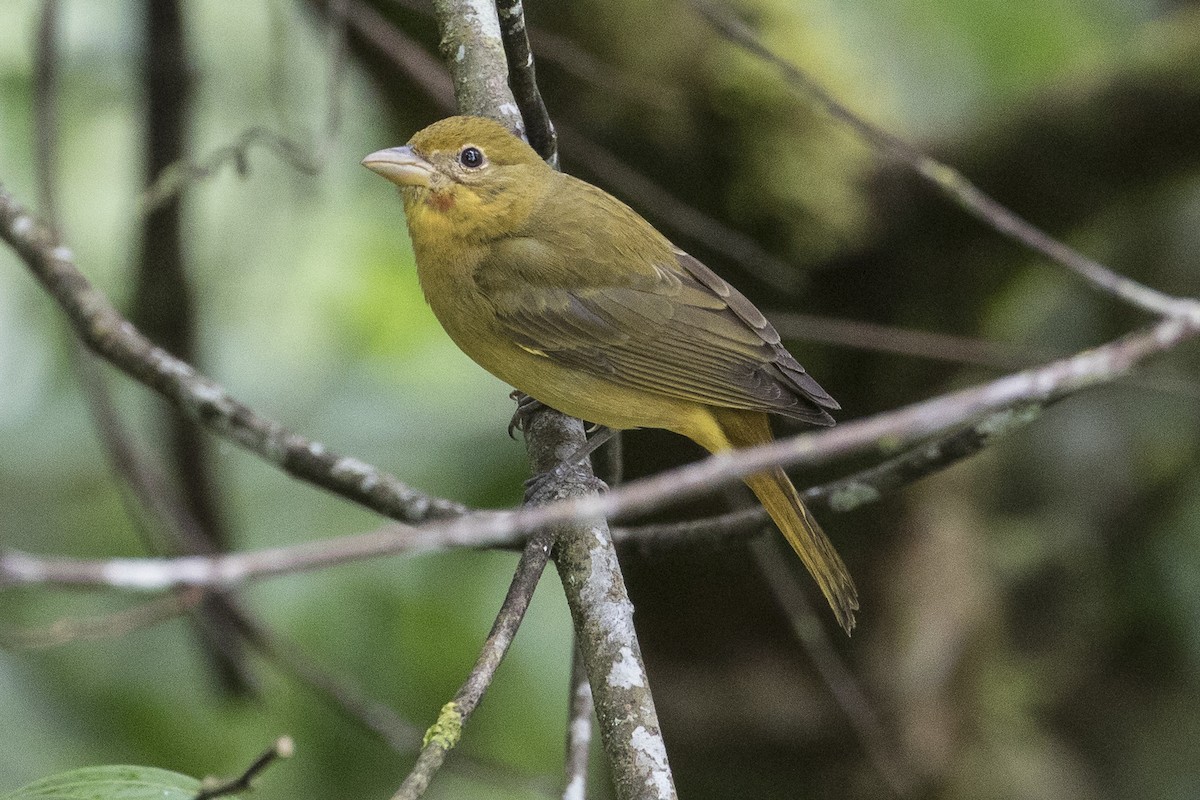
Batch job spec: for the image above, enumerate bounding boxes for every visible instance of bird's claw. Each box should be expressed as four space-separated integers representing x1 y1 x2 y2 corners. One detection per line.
524 467 609 503
508 391 546 438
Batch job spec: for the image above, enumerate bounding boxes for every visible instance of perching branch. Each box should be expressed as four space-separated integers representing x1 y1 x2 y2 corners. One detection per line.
425 3 676 799
4 310 1196 594
431 0 524 134
0 305 1190 599
0 185 465 524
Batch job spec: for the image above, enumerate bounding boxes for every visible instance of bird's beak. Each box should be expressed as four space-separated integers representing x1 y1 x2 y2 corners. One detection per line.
361 146 436 188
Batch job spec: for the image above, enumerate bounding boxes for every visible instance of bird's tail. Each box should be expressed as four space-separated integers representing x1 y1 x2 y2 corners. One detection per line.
710 409 859 633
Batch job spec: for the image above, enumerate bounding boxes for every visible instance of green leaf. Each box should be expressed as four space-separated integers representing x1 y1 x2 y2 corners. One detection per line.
1 766 231 800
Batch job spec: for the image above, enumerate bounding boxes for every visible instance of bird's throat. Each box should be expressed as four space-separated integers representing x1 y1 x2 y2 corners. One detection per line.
426 190 455 213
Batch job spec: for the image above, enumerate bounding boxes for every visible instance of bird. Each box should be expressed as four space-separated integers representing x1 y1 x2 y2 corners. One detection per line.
363 115 858 633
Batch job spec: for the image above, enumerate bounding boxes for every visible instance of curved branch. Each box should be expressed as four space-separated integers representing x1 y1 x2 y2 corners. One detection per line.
0 185 466 524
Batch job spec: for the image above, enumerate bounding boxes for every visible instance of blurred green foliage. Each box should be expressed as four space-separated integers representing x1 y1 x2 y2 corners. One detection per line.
1 0 1198 799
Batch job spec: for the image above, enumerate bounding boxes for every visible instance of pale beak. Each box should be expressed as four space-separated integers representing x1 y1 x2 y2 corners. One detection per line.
361 145 436 188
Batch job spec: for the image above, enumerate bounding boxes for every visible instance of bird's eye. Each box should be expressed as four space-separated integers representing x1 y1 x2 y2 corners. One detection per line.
459 146 485 169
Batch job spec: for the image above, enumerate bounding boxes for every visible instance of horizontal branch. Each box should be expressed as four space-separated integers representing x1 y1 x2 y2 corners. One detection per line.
5 313 1193 594
0 183 465 524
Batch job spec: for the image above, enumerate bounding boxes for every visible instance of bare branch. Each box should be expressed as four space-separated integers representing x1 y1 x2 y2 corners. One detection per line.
194 736 294 800
563 643 594 800
432 0 524 133
0 590 200 650
689 0 1197 319
772 311 1200 400
523 409 675 800
342 0 455 109
496 0 558 166
770 311 1038 370
142 0 350 214
0 186 466 523
4 314 1195 595
140 127 320 214
392 534 553 800
424 3 676 798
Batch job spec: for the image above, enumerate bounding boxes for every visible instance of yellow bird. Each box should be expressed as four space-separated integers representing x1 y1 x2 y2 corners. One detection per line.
364 116 858 632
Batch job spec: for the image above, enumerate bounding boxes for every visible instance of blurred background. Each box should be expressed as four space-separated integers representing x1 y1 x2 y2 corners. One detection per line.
1 0 1199 798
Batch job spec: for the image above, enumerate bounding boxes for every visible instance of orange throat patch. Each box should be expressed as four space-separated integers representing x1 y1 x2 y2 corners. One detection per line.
427 191 455 213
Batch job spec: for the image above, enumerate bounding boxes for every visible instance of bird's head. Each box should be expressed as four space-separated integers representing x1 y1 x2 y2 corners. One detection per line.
363 116 552 244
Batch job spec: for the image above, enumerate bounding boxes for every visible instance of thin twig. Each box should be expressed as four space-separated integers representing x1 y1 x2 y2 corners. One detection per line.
751 537 915 797
342 0 456 109
563 643 594 800
496 0 558 166
689 0 1198 320
32 0 59 228
0 187 466 523
140 126 321 214
392 534 553 800
771 311 1038 370
772 310 1200 400
0 590 201 650
528 27 683 115
143 0 348 214
194 737 294 800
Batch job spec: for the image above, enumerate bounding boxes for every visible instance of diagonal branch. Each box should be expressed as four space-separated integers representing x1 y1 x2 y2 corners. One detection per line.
391 533 553 799
496 0 558 166
4 311 1193 595
751 538 916 797
689 0 1197 320
0 185 465 524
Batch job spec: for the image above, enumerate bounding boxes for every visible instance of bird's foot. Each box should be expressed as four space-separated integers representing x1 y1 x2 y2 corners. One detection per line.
524 468 609 503
523 426 616 502
508 391 546 438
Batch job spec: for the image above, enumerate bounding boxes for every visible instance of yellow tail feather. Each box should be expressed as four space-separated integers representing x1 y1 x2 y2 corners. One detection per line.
743 467 859 633
685 407 859 633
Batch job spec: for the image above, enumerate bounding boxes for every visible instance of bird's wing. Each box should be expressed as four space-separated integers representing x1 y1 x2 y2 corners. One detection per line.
483 238 838 425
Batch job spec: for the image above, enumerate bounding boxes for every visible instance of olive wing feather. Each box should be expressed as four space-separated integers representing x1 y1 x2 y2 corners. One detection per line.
483 240 838 425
